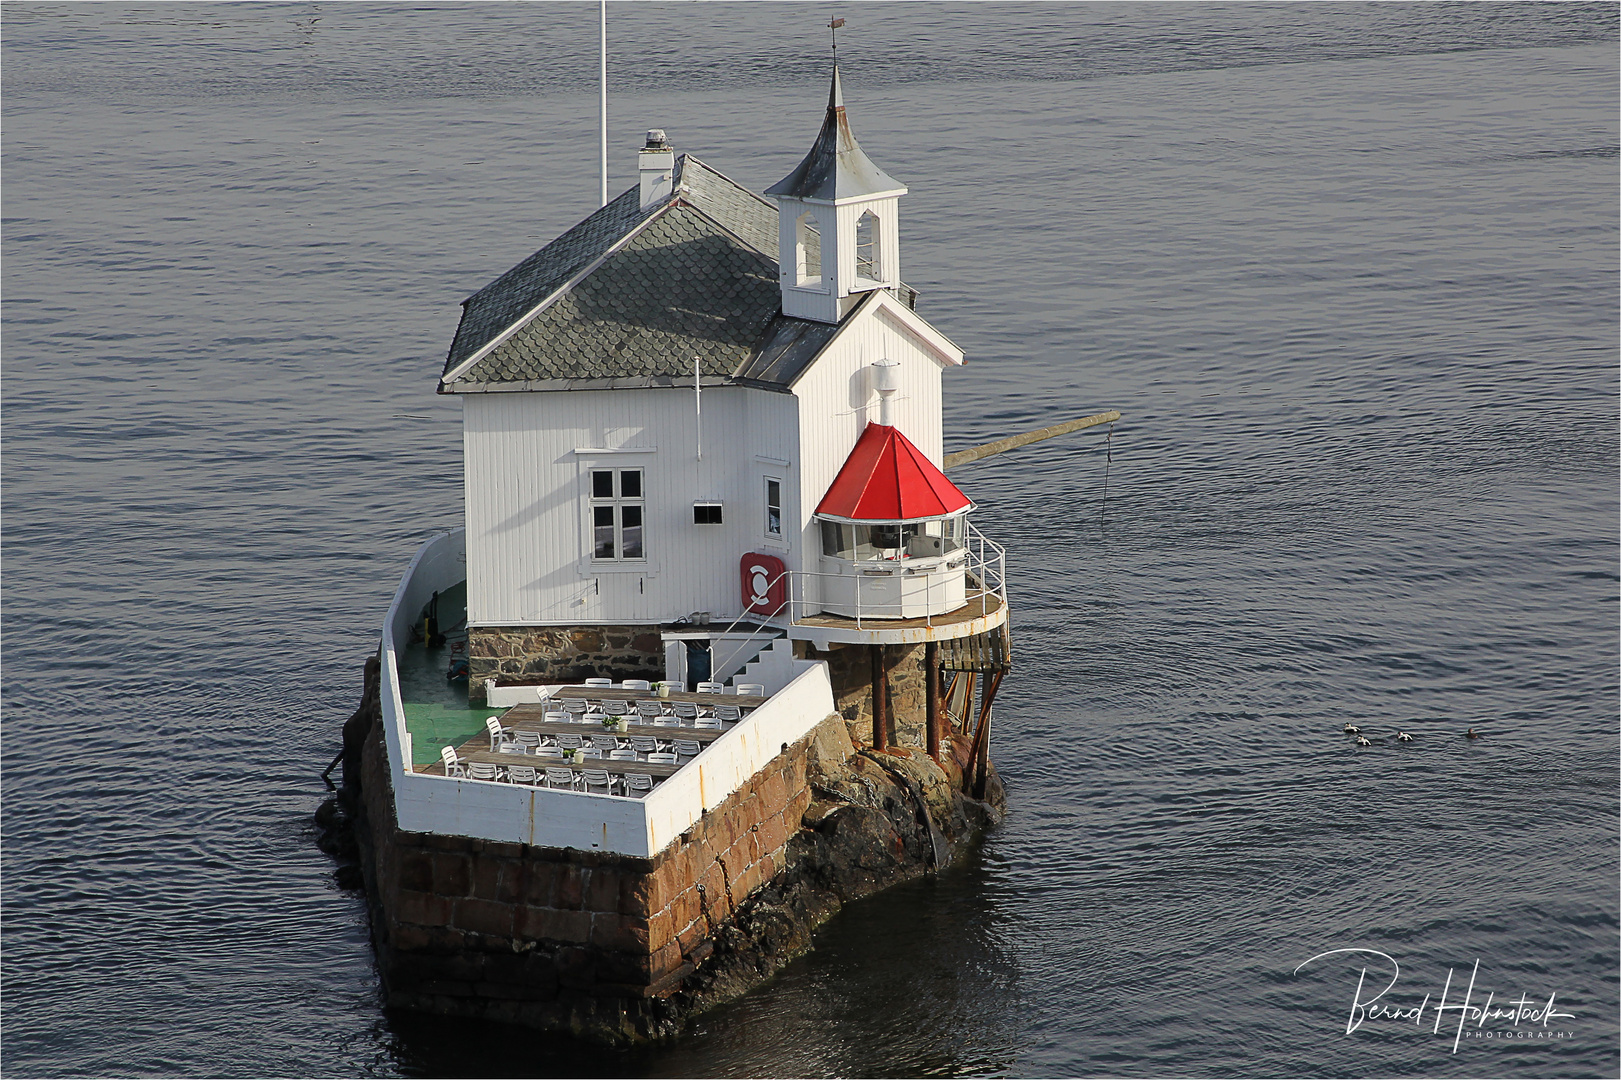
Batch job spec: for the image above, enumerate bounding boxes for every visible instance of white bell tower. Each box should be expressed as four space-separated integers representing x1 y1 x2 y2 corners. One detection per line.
766 65 907 325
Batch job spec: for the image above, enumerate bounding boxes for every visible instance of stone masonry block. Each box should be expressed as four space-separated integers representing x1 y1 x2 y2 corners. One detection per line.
556 946 596 990
646 906 675 953
651 939 685 981
759 769 786 812
557 864 585 909
523 861 560 908
471 857 503 902
431 853 471 897
398 851 434 893
519 905 592 944
757 811 788 857
452 897 515 938
675 917 708 956
589 911 650 953
670 886 701 937
583 867 621 914
395 888 453 929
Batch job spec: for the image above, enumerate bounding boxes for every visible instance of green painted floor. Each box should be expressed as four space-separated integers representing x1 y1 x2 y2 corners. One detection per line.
395 581 502 766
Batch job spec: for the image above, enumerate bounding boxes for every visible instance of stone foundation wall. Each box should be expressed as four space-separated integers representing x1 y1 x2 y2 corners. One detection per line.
467 624 664 703
355 695 835 1040
330 647 1007 1046
799 641 930 750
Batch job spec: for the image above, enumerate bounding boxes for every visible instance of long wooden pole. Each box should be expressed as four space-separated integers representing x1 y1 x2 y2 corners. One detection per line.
870 644 889 750
924 641 940 761
942 410 1121 471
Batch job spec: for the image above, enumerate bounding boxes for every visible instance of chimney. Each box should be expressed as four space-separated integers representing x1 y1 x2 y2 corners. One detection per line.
639 129 674 209
872 358 900 426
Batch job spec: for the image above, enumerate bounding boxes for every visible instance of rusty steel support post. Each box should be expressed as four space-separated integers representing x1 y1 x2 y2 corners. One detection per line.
972 669 1005 800
870 643 890 750
925 641 940 761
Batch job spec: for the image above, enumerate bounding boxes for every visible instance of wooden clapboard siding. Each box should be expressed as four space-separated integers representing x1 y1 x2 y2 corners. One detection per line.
463 385 798 627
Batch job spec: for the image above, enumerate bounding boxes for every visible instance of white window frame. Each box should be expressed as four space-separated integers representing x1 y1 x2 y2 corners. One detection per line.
854 208 882 285
587 466 647 564
764 476 784 540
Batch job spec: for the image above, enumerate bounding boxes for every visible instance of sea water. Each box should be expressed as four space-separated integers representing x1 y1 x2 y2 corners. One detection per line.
3 4 1616 1076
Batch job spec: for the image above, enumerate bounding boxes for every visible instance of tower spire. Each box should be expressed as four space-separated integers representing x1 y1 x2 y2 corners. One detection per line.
765 55 908 324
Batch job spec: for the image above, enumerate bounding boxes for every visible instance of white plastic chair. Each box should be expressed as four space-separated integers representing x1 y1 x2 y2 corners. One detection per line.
468 761 501 783
694 715 721 731
672 738 701 759
695 681 725 694
609 749 638 762
629 736 659 756
653 715 680 728
589 734 620 753
498 743 527 756
514 730 543 751
439 745 468 778
636 700 664 720
600 699 631 718
485 716 513 751
671 702 699 722
580 769 614 796
506 763 539 786
624 773 654 797
545 767 577 790
562 699 589 717
734 683 765 698
579 747 602 760
647 751 678 766
622 679 652 691
583 677 613 688
556 733 585 750
535 746 563 759
714 704 743 725
543 710 570 725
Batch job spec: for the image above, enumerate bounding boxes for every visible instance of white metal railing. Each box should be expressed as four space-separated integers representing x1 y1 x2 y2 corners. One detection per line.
378 529 837 856
735 519 1008 632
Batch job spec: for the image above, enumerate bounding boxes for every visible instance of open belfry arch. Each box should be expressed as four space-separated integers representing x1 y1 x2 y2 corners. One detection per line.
436 62 1011 794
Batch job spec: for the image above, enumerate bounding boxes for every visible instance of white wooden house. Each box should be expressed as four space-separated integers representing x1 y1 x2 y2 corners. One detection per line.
439 68 1008 695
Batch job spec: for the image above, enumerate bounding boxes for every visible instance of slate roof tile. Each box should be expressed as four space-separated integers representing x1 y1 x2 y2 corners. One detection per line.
440 155 917 392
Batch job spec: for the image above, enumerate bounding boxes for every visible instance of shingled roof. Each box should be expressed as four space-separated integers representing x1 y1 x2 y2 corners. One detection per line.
439 155 914 393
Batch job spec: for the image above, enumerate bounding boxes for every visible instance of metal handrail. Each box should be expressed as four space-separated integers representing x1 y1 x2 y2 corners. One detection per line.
781 521 1007 629
707 523 1008 652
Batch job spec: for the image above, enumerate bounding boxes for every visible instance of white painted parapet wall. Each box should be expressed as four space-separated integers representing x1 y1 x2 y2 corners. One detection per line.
379 530 835 858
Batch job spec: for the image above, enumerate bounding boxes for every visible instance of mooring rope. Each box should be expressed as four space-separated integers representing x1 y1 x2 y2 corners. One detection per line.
1100 421 1114 524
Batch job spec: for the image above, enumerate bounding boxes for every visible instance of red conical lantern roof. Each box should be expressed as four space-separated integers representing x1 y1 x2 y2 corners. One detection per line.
814 423 974 524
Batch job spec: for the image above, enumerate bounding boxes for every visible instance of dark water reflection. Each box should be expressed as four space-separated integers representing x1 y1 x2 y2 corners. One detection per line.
388 861 1019 1079
3 3 1617 1077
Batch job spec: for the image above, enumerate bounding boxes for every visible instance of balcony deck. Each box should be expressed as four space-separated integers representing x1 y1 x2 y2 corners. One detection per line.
789 589 1007 647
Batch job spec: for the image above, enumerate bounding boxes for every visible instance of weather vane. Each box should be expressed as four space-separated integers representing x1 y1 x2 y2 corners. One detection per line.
829 15 844 55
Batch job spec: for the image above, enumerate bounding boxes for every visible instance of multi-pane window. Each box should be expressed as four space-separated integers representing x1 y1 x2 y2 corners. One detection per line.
765 478 782 538
590 469 643 561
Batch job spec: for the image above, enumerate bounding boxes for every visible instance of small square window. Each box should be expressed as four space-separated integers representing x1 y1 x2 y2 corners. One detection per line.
592 471 614 498
620 470 642 499
694 503 723 525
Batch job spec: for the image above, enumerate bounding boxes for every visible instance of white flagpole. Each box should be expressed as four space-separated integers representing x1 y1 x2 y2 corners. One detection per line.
599 0 608 207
